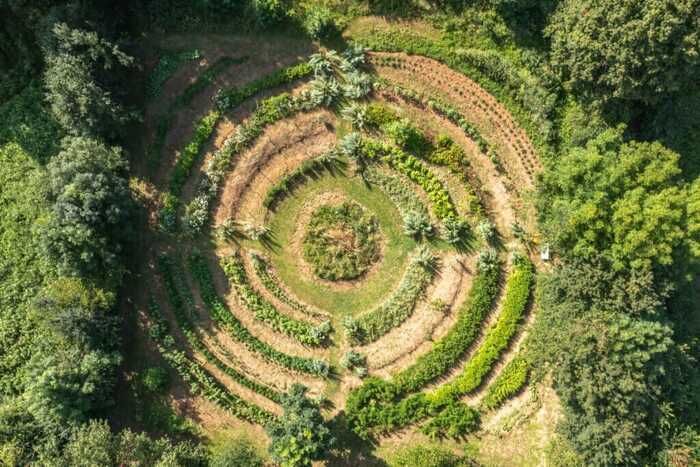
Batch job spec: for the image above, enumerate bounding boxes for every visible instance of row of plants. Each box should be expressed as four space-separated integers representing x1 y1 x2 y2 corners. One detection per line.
343 246 437 344
176 56 248 107
429 256 534 403
480 355 528 411
187 252 331 376
346 253 502 419
144 298 275 426
219 252 331 346
147 48 201 99
345 381 480 439
169 109 220 196
360 138 458 221
249 252 329 320
214 62 313 111
184 50 369 233
156 255 283 404
263 151 344 211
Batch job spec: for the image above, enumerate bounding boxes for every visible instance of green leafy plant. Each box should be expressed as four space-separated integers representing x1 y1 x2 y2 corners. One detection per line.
481 356 528 410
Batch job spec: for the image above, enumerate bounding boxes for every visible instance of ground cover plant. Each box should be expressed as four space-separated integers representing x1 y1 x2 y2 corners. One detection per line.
4 2 698 466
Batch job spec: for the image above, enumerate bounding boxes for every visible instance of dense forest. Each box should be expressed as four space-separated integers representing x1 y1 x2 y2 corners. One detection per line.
0 0 698 466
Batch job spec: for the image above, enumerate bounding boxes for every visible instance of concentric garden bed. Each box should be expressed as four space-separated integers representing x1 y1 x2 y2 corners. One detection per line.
138 39 541 451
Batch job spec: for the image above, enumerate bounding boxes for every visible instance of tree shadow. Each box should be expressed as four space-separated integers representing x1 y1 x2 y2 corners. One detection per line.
326 412 388 467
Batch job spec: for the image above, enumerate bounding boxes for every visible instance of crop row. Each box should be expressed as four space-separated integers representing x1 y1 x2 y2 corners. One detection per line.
346 257 501 415
219 252 331 346
480 355 528 410
215 62 313 111
344 247 437 344
429 258 534 403
363 165 430 220
249 252 329 320
360 139 458 220
144 298 275 426
263 152 344 211
177 56 248 107
157 255 283 403
187 253 330 376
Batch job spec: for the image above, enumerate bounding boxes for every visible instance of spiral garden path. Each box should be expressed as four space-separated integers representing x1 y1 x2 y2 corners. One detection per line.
135 39 542 446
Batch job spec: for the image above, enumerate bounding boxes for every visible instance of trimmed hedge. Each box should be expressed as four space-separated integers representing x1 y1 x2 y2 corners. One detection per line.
157 255 283 403
187 253 330 376
144 298 275 426
430 258 534 403
219 252 330 346
481 356 528 410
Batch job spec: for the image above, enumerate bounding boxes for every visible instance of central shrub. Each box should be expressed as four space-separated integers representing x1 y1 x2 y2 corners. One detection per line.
303 201 380 280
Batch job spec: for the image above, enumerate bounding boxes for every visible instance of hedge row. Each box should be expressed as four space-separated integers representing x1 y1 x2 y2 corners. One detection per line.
480 356 528 411
249 252 328 320
156 255 283 403
219 252 330 346
430 258 534 403
144 298 275 426
187 252 330 376
215 62 313 111
263 152 343 211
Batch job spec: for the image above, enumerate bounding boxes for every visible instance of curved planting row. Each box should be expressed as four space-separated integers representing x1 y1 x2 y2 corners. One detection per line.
157 255 283 404
188 253 331 377
344 246 438 344
144 299 276 426
346 257 533 438
368 53 540 186
220 252 331 346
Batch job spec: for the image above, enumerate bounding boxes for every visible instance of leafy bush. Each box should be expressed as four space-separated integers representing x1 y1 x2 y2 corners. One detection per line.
302 7 338 39
365 102 399 129
140 367 170 394
303 201 381 281
210 437 264 467
252 0 289 26
390 444 466 467
220 252 330 345
341 103 367 129
341 350 367 373
384 118 432 156
169 109 220 196
403 210 434 238
421 403 480 439
187 254 330 376
442 216 469 244
481 356 528 410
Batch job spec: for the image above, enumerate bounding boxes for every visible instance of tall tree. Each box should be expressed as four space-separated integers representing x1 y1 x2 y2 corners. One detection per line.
547 0 700 106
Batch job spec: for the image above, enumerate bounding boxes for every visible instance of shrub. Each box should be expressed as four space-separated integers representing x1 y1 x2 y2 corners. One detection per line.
390 444 465 467
442 216 469 244
421 403 480 439
141 367 170 394
341 103 367 129
476 219 496 243
302 7 338 39
341 350 367 371
252 0 288 26
403 210 434 238
384 118 432 156
169 109 220 196
210 438 264 467
365 102 398 129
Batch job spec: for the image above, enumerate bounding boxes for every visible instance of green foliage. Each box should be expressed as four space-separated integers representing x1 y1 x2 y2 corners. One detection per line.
302 7 339 40
302 201 381 281
0 83 61 161
140 367 170 394
43 23 133 138
252 0 290 26
384 118 432 156
157 255 283 402
547 0 700 105
364 102 399 129
188 254 330 376
539 127 691 272
431 259 533 402
144 299 275 426
481 356 528 410
403 210 434 238
421 402 480 439
220 253 330 346
169 109 220 196
361 139 458 220
210 437 264 467
344 247 437 344
267 384 334 467
215 62 313 111
147 49 201 99
43 137 131 283
390 444 469 467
